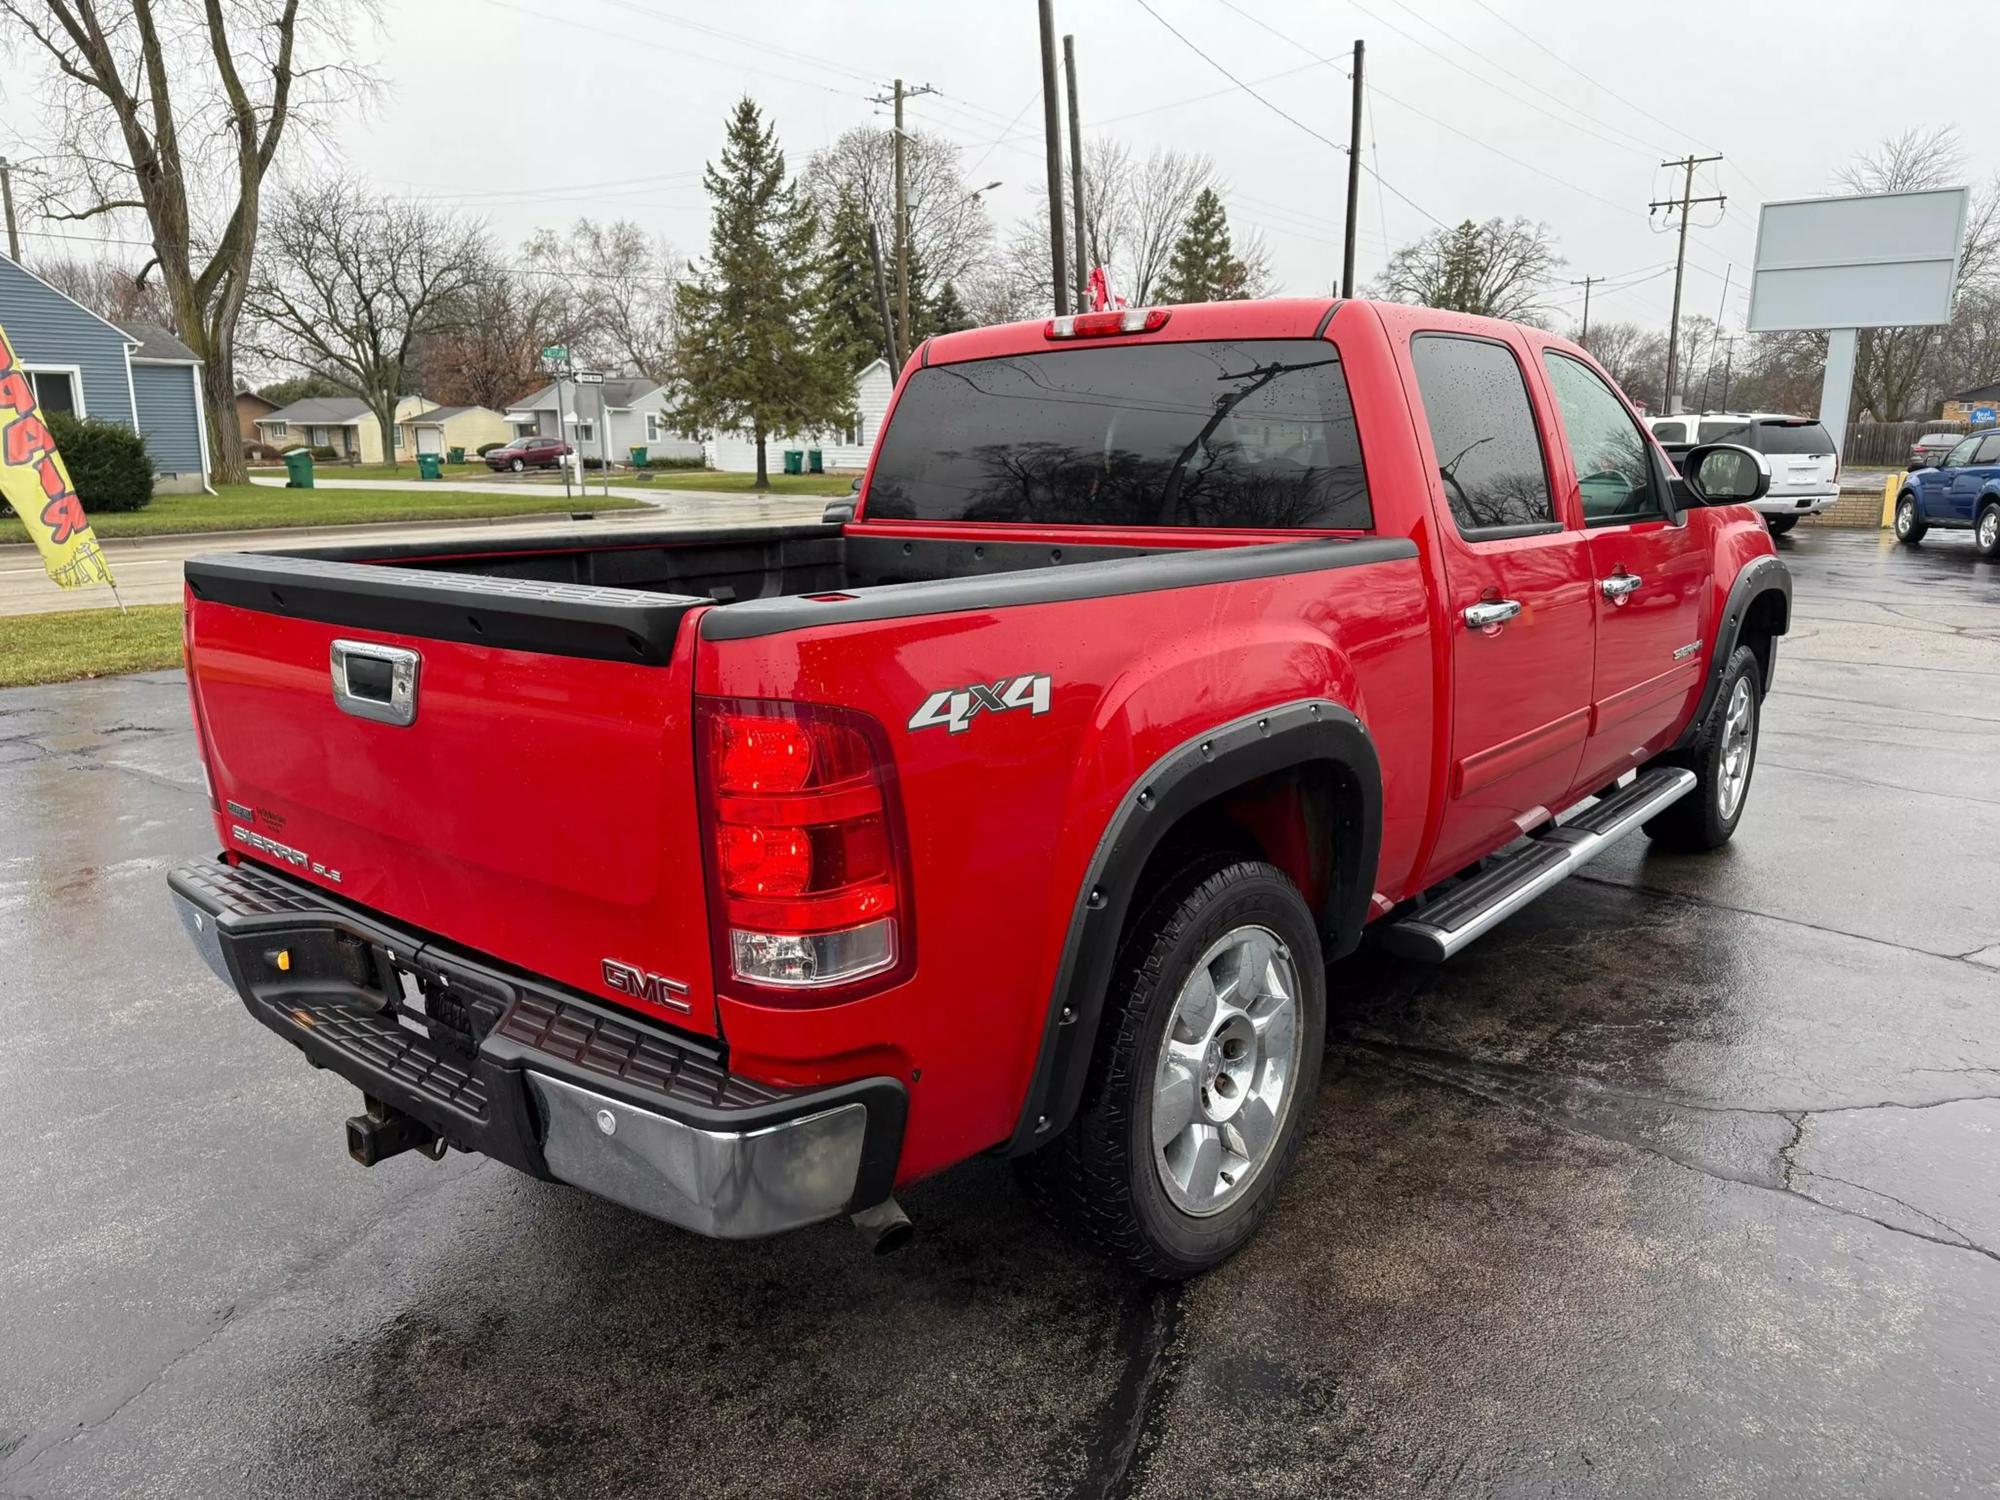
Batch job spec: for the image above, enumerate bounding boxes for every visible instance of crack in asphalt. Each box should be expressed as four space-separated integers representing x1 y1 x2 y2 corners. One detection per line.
1078 1283 1185 1500
1353 1044 2000 1272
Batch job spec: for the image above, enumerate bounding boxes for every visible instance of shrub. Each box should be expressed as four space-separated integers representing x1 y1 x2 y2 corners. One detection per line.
641 455 706 470
476 441 507 456
49 412 153 513
243 441 282 462
309 445 338 460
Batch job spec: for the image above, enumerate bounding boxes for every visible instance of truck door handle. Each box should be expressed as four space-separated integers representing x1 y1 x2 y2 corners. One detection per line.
1462 599 1522 629
1600 573 1643 601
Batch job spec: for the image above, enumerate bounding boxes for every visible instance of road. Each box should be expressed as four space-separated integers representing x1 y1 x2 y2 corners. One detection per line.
0 492 828 616
3 528 1998 1498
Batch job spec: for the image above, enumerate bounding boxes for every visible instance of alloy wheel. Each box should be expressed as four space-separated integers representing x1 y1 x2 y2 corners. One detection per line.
1717 675 1756 821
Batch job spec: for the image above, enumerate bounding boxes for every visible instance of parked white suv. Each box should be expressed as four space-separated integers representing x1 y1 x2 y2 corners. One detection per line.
1649 412 1838 534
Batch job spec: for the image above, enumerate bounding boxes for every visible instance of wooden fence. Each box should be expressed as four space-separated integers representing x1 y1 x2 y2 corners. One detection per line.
1842 419 1971 467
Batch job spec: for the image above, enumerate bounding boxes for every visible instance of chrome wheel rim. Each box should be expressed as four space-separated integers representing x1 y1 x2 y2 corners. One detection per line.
1152 924 1302 1218
1897 498 1913 536
1717 676 1756 821
1981 510 1999 551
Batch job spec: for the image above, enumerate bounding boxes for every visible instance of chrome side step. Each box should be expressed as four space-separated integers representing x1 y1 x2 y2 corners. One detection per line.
1382 767 1697 963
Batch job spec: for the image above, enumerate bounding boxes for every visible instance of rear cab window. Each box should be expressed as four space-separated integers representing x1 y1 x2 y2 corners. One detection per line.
863 338 1371 530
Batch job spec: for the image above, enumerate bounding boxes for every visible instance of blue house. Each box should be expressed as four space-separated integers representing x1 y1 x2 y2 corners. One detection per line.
0 253 212 493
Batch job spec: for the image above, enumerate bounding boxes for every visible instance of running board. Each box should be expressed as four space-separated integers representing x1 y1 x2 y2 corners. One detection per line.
1382 767 1698 963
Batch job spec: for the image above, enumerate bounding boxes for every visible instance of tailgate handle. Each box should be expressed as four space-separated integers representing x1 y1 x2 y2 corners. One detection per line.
331 640 420 727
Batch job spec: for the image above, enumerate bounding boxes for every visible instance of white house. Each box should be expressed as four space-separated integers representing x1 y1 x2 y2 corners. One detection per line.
702 358 894 475
504 377 702 466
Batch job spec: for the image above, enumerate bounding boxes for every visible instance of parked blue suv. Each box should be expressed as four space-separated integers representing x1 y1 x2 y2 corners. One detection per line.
1895 432 2000 556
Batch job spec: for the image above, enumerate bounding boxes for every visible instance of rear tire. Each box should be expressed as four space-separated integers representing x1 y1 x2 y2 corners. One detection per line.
1977 502 2000 559
1017 853 1325 1278
1644 644 1762 852
1765 515 1798 535
1895 492 1927 544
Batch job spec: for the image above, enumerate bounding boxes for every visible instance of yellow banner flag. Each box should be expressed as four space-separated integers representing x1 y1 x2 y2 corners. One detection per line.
0 323 115 590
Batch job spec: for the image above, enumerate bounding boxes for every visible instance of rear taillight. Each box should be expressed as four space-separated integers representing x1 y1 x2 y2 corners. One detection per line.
696 696 912 1000
1045 307 1170 339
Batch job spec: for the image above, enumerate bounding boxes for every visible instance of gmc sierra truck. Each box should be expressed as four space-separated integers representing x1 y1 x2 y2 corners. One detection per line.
169 298 1792 1277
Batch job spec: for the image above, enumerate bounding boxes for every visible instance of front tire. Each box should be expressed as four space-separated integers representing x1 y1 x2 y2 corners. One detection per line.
1018 854 1326 1278
1765 515 1798 535
1977 502 2000 559
1895 493 1927 544
1644 644 1762 852
511 457 525 473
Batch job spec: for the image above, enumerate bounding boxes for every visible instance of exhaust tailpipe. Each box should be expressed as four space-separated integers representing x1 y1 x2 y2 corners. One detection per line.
850 1196 914 1255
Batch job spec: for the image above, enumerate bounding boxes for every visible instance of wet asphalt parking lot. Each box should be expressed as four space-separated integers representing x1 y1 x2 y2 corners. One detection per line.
3 525 1998 1499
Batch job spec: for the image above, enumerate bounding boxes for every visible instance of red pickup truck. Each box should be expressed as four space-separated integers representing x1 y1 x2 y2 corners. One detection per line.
170 298 1790 1276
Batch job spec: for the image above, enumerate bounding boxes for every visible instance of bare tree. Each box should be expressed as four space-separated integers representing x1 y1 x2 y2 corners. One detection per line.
801 127 994 290
413 273 587 412
1122 146 1214 304
0 0 376 483
1374 217 1562 322
33 255 175 325
519 219 678 379
245 182 490 458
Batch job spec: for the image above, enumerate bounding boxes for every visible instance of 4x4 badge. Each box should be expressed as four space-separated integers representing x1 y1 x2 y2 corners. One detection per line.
908 674 1052 734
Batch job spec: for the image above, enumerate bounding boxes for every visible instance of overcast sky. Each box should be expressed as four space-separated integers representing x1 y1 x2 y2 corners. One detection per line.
6 0 1989 339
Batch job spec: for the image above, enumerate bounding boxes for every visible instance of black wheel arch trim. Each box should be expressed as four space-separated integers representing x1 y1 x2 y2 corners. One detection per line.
1004 697 1382 1155
1672 553 1791 752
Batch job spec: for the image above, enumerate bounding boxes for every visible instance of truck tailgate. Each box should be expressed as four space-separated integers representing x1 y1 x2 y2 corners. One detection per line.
184 581 720 1035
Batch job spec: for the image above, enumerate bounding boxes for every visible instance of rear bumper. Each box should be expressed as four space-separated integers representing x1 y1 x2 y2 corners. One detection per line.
1752 492 1837 516
168 858 905 1239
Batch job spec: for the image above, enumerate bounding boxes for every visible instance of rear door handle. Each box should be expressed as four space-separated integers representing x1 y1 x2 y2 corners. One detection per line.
1463 599 1522 629
1600 573 1643 601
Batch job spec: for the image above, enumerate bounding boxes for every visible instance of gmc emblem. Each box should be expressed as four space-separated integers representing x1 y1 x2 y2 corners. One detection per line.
601 958 692 1013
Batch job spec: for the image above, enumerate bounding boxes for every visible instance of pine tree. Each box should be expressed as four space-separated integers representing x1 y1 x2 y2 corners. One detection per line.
816 188 886 373
925 280 973 336
1159 189 1251 304
673 98 849 488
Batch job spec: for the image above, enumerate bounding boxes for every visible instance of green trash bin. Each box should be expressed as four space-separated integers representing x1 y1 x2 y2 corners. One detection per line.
416 452 443 481
783 449 804 475
447 446 465 464
282 449 314 489
629 446 649 468
807 449 824 474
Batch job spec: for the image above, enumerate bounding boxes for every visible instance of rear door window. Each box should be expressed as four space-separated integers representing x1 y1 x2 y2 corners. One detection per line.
1650 420 1687 443
1751 420 1833 455
863 338 1371 529
1698 419 1750 444
1408 335 1555 535
1974 434 2000 465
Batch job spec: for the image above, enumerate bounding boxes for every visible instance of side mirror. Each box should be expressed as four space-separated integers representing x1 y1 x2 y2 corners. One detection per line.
850 475 863 494
1679 442 1770 505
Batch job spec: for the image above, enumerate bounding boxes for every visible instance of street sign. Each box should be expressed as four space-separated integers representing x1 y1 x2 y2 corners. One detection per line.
1974 407 1996 425
541 345 568 362
574 370 604 385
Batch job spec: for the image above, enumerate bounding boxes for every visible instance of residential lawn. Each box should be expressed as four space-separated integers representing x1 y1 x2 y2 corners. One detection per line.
647 471 857 496
0 603 183 688
247 461 492 482
0 484 643 542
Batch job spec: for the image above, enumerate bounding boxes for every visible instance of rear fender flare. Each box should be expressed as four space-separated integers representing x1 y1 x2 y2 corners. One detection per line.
1005 697 1381 1155
1673 553 1791 751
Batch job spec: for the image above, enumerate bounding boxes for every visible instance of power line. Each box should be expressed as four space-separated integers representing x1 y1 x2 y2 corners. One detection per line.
1131 0 1346 155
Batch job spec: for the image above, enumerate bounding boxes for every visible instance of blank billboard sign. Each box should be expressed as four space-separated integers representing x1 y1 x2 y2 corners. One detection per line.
1747 187 1967 331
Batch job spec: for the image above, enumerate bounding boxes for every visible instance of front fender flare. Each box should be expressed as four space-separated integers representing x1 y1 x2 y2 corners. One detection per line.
1005 697 1381 1155
1672 553 1791 752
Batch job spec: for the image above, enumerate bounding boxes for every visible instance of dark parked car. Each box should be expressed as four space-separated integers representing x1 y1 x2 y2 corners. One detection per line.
485 436 573 472
1907 430 1966 470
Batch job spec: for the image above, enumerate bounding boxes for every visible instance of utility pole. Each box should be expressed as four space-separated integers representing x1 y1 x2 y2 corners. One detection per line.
1341 40 1364 298
1063 34 1088 309
1569 276 1602 346
869 79 938 359
1037 0 1070 315
864 222 901 370
1717 338 1736 410
1650 154 1724 414
0 159 18 262
1697 263 1734 411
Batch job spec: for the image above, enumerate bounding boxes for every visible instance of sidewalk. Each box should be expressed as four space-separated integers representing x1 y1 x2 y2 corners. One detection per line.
0 492 828 617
